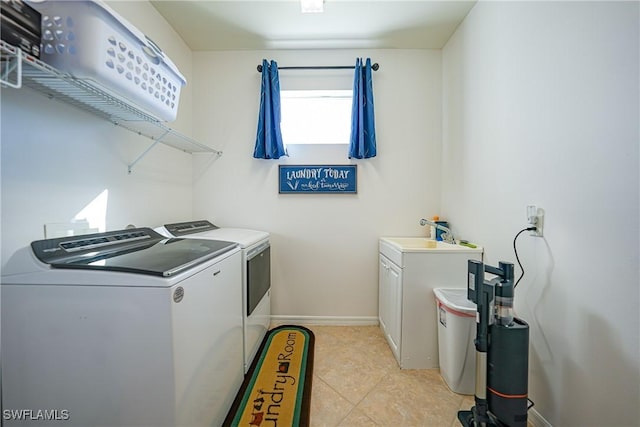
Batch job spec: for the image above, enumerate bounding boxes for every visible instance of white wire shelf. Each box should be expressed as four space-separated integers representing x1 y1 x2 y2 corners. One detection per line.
1 40 221 171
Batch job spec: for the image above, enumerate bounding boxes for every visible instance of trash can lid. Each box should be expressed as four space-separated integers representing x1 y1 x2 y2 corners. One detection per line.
433 288 476 315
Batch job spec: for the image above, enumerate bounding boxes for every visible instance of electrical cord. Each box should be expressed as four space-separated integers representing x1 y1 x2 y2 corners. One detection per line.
509 227 538 416
513 227 537 289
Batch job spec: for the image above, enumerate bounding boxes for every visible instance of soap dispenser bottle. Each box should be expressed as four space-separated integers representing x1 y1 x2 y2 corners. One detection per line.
435 218 449 241
430 216 439 240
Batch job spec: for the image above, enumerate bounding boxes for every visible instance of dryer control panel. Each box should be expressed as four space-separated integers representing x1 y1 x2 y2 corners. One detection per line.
164 220 219 236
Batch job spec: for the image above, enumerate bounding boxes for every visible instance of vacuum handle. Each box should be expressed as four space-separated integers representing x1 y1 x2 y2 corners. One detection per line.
467 259 484 304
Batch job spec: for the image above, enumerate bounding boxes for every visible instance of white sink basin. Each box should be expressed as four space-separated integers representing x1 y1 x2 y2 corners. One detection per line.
381 237 479 251
379 237 482 266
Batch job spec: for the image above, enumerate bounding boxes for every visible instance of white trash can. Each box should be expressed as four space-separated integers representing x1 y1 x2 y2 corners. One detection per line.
433 288 477 395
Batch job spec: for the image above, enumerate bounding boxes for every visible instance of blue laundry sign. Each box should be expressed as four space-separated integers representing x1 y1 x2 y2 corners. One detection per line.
279 165 357 194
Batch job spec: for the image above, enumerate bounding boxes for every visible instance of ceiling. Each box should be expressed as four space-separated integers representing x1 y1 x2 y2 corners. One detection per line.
150 0 477 51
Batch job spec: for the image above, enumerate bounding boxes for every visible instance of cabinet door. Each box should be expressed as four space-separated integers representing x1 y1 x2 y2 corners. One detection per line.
386 260 402 361
378 255 389 334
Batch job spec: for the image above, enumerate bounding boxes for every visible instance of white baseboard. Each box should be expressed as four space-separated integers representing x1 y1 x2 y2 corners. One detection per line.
529 407 552 427
270 315 379 326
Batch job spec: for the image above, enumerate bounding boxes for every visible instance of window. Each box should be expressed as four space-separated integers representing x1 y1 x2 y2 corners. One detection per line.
280 90 352 145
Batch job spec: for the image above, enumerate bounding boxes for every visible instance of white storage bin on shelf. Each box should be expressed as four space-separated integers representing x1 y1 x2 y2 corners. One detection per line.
433 288 477 395
27 0 185 122
1 39 221 173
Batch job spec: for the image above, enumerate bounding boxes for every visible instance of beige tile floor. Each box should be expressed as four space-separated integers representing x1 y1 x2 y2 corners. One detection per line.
302 324 533 427
303 324 474 427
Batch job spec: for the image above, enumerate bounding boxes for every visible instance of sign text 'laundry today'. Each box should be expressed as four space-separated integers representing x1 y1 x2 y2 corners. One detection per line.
278 165 357 194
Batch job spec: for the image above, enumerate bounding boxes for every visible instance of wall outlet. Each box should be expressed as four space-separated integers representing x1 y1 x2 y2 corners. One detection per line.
527 205 544 237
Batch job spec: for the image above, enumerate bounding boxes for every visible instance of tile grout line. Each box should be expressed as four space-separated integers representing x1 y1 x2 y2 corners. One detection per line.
339 355 399 426
314 338 395 426
313 373 361 427
335 370 392 427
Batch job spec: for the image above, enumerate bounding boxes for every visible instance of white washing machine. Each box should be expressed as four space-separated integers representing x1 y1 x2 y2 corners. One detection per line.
1 227 244 427
156 220 271 373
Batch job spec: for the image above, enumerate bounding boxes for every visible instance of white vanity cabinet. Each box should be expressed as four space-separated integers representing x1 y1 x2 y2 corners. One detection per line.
378 238 483 369
378 253 402 361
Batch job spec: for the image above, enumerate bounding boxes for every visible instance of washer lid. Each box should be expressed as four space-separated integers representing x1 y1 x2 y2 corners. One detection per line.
31 228 238 277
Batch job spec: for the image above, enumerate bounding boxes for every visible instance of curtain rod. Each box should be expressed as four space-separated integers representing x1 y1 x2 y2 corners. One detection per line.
256 63 379 72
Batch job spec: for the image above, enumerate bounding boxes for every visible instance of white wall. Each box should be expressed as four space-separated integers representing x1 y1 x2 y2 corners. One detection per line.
192 49 442 319
442 2 639 426
1 1 194 265
4 1 638 422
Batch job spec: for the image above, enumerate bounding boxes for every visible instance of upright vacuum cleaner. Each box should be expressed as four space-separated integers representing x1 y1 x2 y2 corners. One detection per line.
458 260 530 427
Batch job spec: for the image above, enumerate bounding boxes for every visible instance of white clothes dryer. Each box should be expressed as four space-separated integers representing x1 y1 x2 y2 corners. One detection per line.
156 220 271 373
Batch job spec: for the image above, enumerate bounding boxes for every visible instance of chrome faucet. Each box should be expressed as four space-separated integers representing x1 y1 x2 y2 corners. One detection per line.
419 218 456 244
